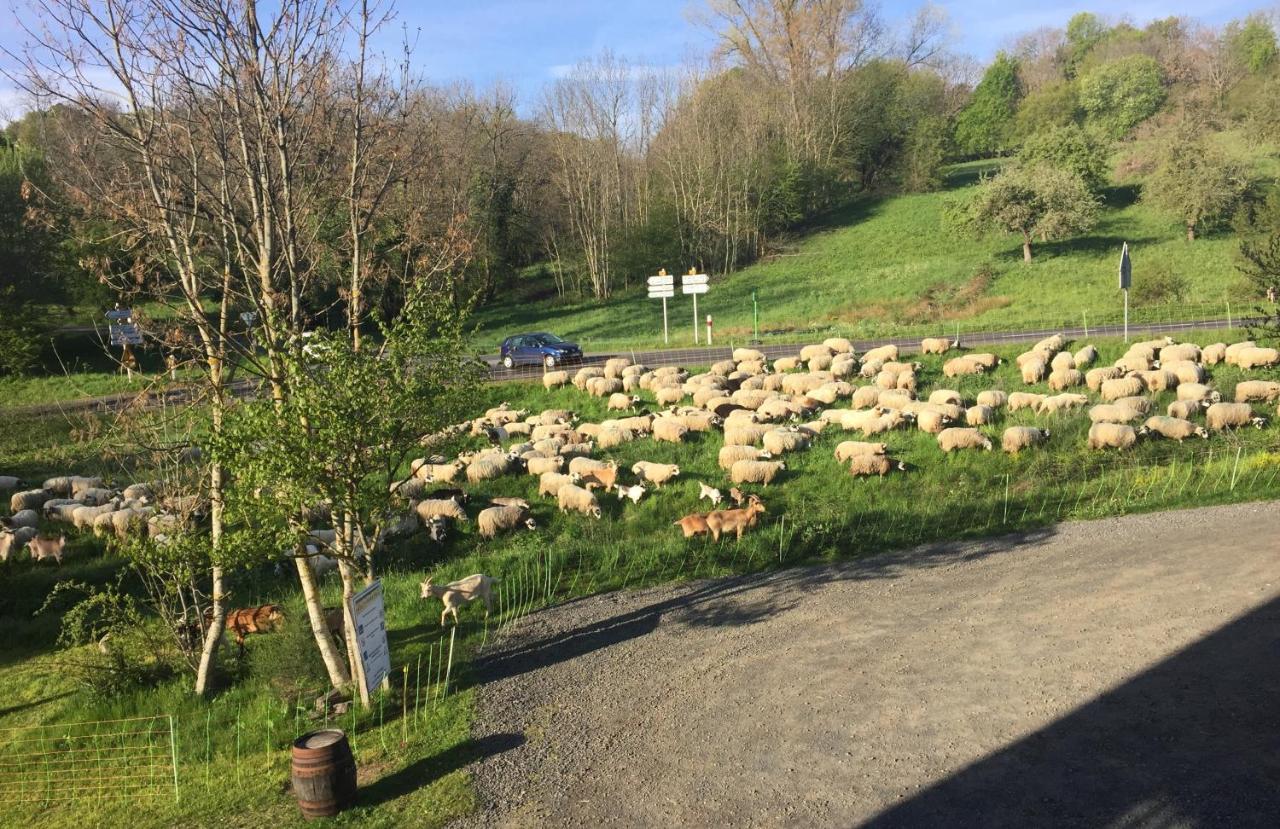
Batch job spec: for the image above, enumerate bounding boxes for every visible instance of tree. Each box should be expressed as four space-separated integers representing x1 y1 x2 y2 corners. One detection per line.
953 52 1021 157
0 141 62 375
1078 55 1165 138
1012 82 1079 140
1142 129 1248 241
1064 12 1109 78
1226 14 1277 75
955 163 1101 262
1018 123 1110 195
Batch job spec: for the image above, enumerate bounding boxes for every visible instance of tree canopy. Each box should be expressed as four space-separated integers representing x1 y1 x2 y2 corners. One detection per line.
953 52 1022 157
952 163 1101 262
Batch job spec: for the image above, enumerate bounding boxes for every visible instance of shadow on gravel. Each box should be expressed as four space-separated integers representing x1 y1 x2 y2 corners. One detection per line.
359 732 526 809
865 595 1280 828
475 525 1057 687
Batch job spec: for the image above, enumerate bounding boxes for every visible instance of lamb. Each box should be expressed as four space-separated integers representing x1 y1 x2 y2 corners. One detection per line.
1235 380 1280 403
538 471 582 498
936 428 993 452
762 429 811 454
1007 392 1046 412
1205 402 1268 431
1048 369 1084 390
673 513 712 538
718 445 773 470
833 441 887 462
1086 422 1146 449
1144 416 1209 442
10 489 51 513
631 461 681 488
1237 346 1280 370
0 527 38 562
477 505 536 539
1036 393 1088 415
27 534 66 565
614 483 647 504
525 455 566 476
421 573 495 626
1100 376 1146 402
1002 427 1050 454
557 484 602 518
920 337 954 355
698 482 724 506
415 498 468 523
1089 404 1141 424
705 498 767 541
729 459 787 486
1167 399 1207 420
975 390 1008 409
847 454 906 477
1086 366 1125 391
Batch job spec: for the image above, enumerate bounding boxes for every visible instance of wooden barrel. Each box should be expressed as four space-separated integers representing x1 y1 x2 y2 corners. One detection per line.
291 729 357 818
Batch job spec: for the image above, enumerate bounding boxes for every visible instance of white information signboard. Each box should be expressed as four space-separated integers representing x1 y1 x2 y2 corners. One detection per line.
683 272 710 343
349 579 391 698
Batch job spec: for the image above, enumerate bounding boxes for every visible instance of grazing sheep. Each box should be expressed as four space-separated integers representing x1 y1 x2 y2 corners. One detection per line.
1036 393 1088 415
579 463 620 491
724 423 771 446
1087 422 1146 449
1089 404 1141 424
1007 392 1046 412
650 418 690 444
800 343 833 362
1167 399 1206 419
967 353 1002 370
1202 343 1227 364
477 505 536 539
1086 366 1125 391
705 498 767 541
1224 341 1258 366
415 498 468 523
420 574 495 626
1206 402 1268 431
920 337 953 355
2 509 38 530
0 527 38 562
27 534 66 565
915 409 954 434
1177 382 1220 404
557 484 602 518
697 482 724 506
1235 380 1280 403
542 370 570 390
824 337 855 354
558 441 595 459
71 502 121 530
1048 369 1083 390
607 393 641 411
762 429 811 454
1144 416 1209 442
964 404 996 426
1138 369 1179 393
417 461 464 483
1020 359 1048 384
1002 427 1050 454
975 390 1008 409
732 347 766 363
10 489 51 513
597 427 639 451
859 410 914 436
937 428 993 452
654 387 686 406
525 455 566 476
671 411 723 432
928 389 964 407
850 386 882 409
615 483 647 504
863 344 898 363
729 459 787 486
877 389 915 409
833 441 887 462
0 475 23 491
1159 343 1201 364
567 457 609 477
942 356 987 377
631 461 681 488
847 454 906 477
772 356 802 373
466 455 520 483
1113 396 1153 416
1050 352 1076 372
718 445 772 470
1073 345 1098 367
538 471 582 498
1164 361 1206 385
673 513 712 538
1100 376 1146 402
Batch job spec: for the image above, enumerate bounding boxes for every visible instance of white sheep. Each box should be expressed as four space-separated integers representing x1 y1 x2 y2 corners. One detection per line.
1072 345 1098 367
631 461 681 488
1048 369 1083 390
1178 383 1220 404
729 459 787 486
965 404 996 426
1087 422 1146 449
1086 366 1124 391
415 498 468 523
10 489 51 513
920 337 953 355
833 441 887 462
915 409 954 434
1234 346 1279 370
936 428 992 452
724 423 771 446
718 445 772 470
557 484 602 518
762 429 810 454
851 386 882 409
0 475 22 491
732 347 766 363
1002 426 1050 454
942 356 986 377
477 505 536 538
525 455 566 476
1202 343 1227 364
1021 359 1048 384
1088 404 1141 424
975 390 1008 409
538 471 582 498
863 344 898 363
847 455 905 477
542 370 570 389
1036 393 1088 415
928 389 964 406
1100 376 1146 402
1007 392 1046 412
1235 380 1280 403
1143 416 1209 442
1206 402 1268 431
1167 399 1206 420
1223 341 1257 365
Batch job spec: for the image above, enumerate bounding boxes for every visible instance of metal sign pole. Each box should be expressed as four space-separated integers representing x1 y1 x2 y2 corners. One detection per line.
692 292 699 345
662 297 669 344
752 290 759 342
1118 242 1132 344
1124 289 1129 343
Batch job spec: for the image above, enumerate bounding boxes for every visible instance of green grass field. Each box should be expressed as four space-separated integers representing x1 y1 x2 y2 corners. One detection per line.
470 154 1272 353
2 328 1279 826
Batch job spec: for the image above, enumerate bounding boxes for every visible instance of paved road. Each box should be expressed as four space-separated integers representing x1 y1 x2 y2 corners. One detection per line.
460 501 1280 828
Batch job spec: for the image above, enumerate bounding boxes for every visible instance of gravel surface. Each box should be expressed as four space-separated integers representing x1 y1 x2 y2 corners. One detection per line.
458 501 1280 828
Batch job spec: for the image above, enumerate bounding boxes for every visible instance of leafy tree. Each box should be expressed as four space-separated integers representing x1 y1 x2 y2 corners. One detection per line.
1064 13 1109 78
953 163 1101 262
1227 14 1278 75
1078 55 1165 138
1018 123 1110 195
0 141 64 375
839 60 950 191
953 52 1022 158
1142 129 1248 241
1013 82 1080 141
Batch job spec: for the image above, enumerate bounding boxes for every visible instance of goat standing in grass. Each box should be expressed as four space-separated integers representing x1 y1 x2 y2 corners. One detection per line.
421 574 496 626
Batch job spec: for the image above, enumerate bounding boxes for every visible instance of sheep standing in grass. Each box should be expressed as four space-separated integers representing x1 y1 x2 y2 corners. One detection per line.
833 441 887 462
1101 376 1146 402
525 456 565 476
1202 343 1227 364
3 509 38 529
608 393 642 411
10 489 50 513
415 498 468 523
965 405 996 426
538 472 582 498
652 418 691 445
477 506 536 538
718 445 773 470
1178 383 1220 404
596 428 637 450
1224 341 1257 365
915 409 954 434
1164 361 1206 385
1048 369 1083 390
1007 392 1046 412
1089 404 1141 424
937 428 992 452
1167 399 1206 420
851 386 882 409
976 390 1008 409
0 476 23 491
724 423 771 446
847 454 906 477
556 484 602 518
921 337 953 354
762 429 810 454
542 370 570 389
466 454 520 483
1002 427 1050 453
729 459 787 486
1206 402 1268 431
1086 366 1124 391
1087 422 1146 449
1235 346 1280 369
631 461 682 488
943 356 986 377
1235 380 1280 403
1036 394 1088 415
1073 345 1098 366
1143 416 1209 442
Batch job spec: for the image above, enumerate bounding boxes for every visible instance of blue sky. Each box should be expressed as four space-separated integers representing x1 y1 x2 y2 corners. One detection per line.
1 0 1272 117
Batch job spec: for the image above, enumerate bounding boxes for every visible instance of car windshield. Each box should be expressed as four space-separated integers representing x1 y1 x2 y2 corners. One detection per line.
530 333 566 345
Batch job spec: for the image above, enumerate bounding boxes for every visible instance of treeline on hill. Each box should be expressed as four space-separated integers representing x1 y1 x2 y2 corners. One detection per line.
4 4 1280 379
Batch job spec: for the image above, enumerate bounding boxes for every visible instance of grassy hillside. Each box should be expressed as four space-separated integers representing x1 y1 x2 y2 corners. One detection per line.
472 152 1274 353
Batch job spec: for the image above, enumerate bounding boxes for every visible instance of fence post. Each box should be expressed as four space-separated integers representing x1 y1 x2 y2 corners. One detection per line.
1230 446 1243 491
169 715 180 804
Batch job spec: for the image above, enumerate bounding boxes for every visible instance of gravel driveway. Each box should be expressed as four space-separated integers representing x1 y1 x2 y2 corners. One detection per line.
459 501 1280 828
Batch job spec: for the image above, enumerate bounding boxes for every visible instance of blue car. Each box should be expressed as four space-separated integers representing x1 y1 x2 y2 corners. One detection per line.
499 332 583 369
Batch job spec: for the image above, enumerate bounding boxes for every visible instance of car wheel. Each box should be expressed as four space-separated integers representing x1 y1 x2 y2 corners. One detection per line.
502 355 514 369
544 355 556 369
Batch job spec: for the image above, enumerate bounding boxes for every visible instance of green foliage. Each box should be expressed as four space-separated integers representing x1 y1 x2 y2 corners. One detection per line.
954 163 1101 261
1013 82 1080 141
1130 263 1190 305
1228 14 1278 74
953 52 1022 158
1018 123 1110 194
840 61 951 191
1078 55 1165 138
1141 127 1249 240
1065 12 1109 78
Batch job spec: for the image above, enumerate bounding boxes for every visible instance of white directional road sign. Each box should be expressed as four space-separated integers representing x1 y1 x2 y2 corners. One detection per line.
648 275 674 286
648 289 675 298
109 323 144 346
682 273 709 285
681 283 708 294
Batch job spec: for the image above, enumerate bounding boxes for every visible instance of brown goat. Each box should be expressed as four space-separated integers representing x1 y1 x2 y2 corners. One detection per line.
673 513 711 539
705 497 766 541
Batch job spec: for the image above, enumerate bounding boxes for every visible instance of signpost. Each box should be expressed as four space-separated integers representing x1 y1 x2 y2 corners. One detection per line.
648 269 675 344
348 579 391 705
751 290 760 344
1118 242 1132 343
682 269 709 344
105 308 143 380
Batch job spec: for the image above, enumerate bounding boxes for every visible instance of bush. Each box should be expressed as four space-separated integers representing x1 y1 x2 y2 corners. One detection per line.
1131 264 1190 305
